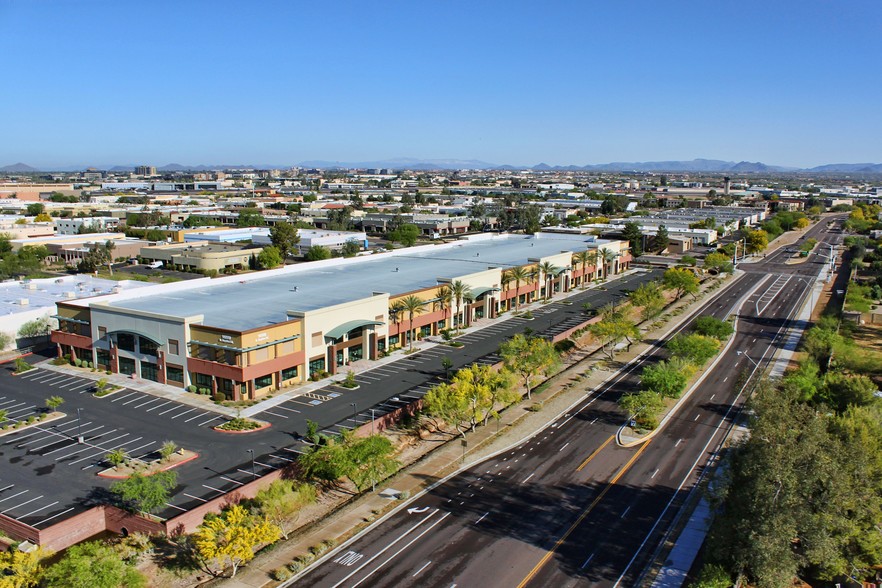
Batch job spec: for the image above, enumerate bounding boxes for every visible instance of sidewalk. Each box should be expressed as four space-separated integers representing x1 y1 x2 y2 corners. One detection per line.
217 272 734 588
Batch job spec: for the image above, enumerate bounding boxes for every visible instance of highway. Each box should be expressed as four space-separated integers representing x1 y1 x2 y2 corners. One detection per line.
290 218 843 588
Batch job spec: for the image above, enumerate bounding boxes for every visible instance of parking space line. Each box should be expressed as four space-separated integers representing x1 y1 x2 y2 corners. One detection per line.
57 379 85 389
197 416 223 427
111 391 140 403
164 503 188 512
272 405 301 414
282 447 305 455
183 493 208 503
184 412 209 423
26 423 101 449
169 408 196 419
122 394 146 405
203 484 226 494
32 507 75 528
263 410 288 418
3 496 46 516
269 453 294 463
132 398 163 409
220 476 244 486
158 404 184 416
0 490 28 504
71 382 95 392
144 401 172 412
17 501 57 519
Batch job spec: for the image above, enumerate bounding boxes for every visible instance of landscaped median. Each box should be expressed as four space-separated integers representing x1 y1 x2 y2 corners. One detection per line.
616 314 739 447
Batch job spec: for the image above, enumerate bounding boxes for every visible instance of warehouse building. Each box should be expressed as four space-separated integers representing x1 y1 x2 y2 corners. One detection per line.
51 233 630 400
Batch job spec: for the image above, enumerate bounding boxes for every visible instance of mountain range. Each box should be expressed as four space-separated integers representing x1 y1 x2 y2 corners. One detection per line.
2 159 882 174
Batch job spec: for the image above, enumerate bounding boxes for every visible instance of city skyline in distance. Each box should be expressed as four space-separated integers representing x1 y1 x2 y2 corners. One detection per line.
2 0 881 169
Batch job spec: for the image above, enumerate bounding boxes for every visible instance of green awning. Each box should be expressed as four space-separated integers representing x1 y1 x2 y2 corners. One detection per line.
188 333 300 353
325 319 384 340
470 286 501 299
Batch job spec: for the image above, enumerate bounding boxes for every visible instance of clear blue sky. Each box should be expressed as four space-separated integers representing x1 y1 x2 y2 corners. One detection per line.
2 0 880 169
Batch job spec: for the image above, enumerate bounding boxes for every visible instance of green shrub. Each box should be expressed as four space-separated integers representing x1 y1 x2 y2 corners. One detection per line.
216 417 261 431
187 385 197 393
74 358 83 367
271 567 292 581
213 392 227 402
554 339 576 354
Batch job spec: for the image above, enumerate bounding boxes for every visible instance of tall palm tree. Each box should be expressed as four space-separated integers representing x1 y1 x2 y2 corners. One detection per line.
448 280 472 331
599 247 617 280
574 250 591 288
434 285 452 329
506 266 530 312
398 295 425 351
587 249 599 282
538 261 559 301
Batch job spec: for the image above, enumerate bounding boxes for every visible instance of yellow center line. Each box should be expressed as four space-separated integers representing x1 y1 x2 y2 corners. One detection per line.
576 435 615 472
517 440 653 588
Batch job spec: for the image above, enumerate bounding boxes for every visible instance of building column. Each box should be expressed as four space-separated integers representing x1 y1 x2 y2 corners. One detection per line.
369 332 378 360
210 376 218 396
110 347 119 374
328 346 337 375
156 350 166 385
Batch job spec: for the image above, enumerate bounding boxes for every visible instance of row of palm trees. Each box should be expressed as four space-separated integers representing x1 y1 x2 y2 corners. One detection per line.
387 248 620 350
389 280 475 351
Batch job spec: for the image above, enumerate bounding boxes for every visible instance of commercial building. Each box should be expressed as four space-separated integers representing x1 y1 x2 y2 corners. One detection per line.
138 241 261 273
51 233 631 400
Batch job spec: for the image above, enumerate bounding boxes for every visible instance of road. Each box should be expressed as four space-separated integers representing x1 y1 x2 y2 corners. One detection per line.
291 217 844 588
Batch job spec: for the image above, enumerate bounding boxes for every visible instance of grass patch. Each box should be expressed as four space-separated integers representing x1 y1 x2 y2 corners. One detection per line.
216 417 261 431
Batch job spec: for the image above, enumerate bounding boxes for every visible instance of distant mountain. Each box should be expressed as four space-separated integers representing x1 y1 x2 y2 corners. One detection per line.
4 159 882 174
807 163 882 173
0 163 38 172
297 158 501 170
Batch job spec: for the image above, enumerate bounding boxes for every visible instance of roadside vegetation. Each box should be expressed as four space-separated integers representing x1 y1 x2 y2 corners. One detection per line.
694 207 882 587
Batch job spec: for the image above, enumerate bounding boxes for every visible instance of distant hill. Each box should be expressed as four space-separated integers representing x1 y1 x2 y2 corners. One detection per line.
0 163 38 172
4 159 882 174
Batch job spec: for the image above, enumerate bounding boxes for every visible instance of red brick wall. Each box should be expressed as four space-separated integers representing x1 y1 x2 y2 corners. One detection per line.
35 507 107 552
550 316 601 343
0 513 39 545
162 470 284 536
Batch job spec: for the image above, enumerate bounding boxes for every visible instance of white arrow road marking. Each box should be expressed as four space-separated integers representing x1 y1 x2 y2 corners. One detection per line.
407 506 430 515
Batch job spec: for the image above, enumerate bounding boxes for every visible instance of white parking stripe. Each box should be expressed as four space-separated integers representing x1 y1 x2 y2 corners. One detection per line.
21 502 60 521
169 408 196 419
183 493 208 503
0 490 29 503
32 507 75 527
3 496 45 515
197 416 223 427
111 392 139 402
158 404 184 416
263 410 288 418
184 412 209 423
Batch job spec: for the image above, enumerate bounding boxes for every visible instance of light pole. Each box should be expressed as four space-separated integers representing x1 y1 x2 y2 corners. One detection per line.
736 350 759 369
370 408 375 436
76 408 83 444
246 449 255 479
350 402 357 428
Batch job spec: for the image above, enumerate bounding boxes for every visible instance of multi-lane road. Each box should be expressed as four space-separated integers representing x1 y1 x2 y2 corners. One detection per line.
291 218 844 588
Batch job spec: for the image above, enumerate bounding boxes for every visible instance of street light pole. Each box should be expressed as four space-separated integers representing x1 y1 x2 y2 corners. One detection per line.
246 449 255 478
370 408 375 436
350 402 357 429
76 408 83 444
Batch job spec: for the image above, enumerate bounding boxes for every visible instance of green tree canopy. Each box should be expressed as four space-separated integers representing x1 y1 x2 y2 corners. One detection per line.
304 245 331 261
110 471 177 514
499 334 560 399
268 222 300 259
662 267 699 299
43 541 145 588
257 245 283 269
388 223 420 247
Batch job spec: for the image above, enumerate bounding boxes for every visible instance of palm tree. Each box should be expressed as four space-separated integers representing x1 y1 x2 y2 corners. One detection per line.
506 266 530 313
398 295 425 351
599 247 617 280
587 249 599 282
448 280 472 331
538 261 559 301
434 285 452 329
574 250 592 288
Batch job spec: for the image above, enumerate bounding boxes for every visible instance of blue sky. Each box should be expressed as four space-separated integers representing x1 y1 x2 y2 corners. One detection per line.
1 0 880 169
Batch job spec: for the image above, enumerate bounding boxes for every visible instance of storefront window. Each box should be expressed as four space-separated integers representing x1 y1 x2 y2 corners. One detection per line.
281 366 298 381
308 358 325 376
255 375 273 389
117 333 135 352
166 365 184 383
141 361 158 382
118 357 136 375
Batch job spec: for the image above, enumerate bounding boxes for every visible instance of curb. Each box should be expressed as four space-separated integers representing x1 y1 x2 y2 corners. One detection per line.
97 452 200 479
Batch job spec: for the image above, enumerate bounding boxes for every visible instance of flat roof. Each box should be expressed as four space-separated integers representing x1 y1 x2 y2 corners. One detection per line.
1 275 150 316
104 234 613 331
